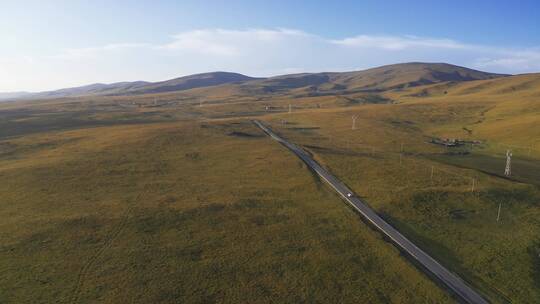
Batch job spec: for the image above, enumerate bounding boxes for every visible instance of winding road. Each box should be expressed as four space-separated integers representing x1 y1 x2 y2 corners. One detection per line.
253 120 488 304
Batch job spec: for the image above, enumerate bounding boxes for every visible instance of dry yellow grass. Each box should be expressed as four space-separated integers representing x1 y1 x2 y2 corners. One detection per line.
0 119 454 303
1 70 539 303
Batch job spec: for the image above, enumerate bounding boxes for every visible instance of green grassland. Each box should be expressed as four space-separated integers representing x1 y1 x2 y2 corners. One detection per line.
0 118 452 303
261 76 540 302
1 71 539 303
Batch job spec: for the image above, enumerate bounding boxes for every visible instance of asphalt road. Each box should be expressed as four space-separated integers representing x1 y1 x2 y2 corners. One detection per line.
253 120 489 304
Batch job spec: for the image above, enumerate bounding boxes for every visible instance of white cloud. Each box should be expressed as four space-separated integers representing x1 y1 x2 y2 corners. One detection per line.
158 28 317 56
474 49 540 71
160 30 240 56
1 28 540 92
331 35 468 50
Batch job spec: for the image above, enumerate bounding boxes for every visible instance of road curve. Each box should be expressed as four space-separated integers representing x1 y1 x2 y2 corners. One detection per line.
253 120 489 304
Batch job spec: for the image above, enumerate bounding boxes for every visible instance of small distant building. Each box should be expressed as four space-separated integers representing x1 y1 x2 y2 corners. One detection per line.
430 137 460 147
429 137 482 147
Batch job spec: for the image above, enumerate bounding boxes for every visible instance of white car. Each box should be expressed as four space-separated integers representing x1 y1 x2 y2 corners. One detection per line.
347 193 352 198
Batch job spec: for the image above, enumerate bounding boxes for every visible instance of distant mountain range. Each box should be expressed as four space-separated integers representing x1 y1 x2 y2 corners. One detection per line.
0 63 509 101
0 72 258 101
0 91 33 100
233 62 507 97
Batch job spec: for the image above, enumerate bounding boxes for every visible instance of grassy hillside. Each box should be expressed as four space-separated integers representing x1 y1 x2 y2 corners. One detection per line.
9 62 506 102
262 100 539 302
256 73 540 302
389 73 540 149
13 72 259 100
330 62 505 90
129 72 259 95
0 64 538 303
229 62 506 97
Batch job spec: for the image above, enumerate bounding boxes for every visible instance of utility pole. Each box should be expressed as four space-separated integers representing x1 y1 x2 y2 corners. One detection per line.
470 178 476 192
352 115 358 130
400 142 404 153
504 150 512 176
497 203 502 222
430 166 434 182
288 104 292 114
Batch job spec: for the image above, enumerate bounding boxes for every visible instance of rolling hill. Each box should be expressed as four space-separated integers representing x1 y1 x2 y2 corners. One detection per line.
5 72 259 100
1 63 509 101
34 81 152 99
232 62 508 96
0 91 32 101
134 71 260 94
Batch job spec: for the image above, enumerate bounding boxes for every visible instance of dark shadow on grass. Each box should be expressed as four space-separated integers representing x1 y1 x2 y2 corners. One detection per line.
227 131 264 138
427 153 540 186
527 240 540 291
289 127 320 130
304 144 382 159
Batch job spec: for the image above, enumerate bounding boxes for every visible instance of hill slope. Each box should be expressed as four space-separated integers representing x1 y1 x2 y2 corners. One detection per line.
14 72 259 100
5 63 507 100
36 81 151 99
133 72 259 94
0 92 32 101
234 62 507 96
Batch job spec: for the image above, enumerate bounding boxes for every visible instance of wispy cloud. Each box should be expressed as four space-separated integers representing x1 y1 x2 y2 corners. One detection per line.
158 28 318 57
331 35 468 50
473 48 540 71
2 28 540 91
159 30 241 56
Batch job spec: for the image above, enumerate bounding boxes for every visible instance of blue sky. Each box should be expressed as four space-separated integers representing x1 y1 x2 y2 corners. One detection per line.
1 0 540 92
